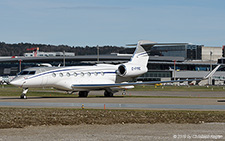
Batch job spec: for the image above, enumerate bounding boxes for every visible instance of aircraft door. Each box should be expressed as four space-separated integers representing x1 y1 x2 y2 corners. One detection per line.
40 68 48 87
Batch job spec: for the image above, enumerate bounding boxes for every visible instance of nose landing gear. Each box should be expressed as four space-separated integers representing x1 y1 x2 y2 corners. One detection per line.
20 88 28 99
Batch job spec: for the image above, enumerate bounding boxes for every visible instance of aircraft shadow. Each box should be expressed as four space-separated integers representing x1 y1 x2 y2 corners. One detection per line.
217 100 225 102
0 96 124 100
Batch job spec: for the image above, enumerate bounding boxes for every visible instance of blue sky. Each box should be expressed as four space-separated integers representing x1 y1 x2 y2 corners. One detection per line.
0 0 225 46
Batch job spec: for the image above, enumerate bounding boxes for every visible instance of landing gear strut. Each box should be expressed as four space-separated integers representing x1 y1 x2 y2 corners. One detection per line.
79 91 89 97
20 88 28 99
122 90 126 95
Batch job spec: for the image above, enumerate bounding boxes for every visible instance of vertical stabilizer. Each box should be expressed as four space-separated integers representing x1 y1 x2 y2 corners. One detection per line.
129 40 151 67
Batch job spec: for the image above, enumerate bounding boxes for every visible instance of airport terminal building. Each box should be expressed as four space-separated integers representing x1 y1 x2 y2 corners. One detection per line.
0 44 224 85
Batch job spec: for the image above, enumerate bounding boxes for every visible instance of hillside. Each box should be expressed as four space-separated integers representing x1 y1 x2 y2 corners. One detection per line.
0 42 135 56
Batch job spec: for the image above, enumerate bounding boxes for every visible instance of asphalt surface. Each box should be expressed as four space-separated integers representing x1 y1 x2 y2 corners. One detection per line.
0 98 225 110
0 123 224 141
39 90 225 97
0 91 225 110
121 90 225 97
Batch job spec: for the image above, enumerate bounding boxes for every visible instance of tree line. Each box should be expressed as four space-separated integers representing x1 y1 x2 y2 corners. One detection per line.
0 42 135 56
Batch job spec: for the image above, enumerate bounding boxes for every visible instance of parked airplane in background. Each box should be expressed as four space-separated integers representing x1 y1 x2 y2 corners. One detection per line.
10 40 221 99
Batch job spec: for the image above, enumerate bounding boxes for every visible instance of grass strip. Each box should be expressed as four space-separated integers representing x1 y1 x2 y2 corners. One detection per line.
131 85 225 92
0 107 225 129
1 85 225 99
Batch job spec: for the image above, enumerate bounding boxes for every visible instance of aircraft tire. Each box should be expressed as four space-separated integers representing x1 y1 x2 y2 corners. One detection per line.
20 94 27 99
104 91 114 97
79 91 89 97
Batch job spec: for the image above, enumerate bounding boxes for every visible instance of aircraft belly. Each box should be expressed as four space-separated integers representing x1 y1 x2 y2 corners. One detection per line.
71 76 116 91
54 80 73 91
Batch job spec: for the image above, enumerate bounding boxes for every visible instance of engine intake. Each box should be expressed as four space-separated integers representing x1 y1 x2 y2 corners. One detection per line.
117 65 127 76
117 63 147 77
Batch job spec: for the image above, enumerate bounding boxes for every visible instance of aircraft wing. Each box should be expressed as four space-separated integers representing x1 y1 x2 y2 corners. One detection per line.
72 65 221 89
71 79 199 89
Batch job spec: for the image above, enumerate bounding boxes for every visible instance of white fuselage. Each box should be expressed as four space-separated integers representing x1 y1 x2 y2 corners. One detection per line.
10 64 136 91
10 40 151 93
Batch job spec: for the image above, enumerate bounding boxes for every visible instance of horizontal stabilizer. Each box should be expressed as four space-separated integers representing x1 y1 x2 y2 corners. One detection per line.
127 40 190 48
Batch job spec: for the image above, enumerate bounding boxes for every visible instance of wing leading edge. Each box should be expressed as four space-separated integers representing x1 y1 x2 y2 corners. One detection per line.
71 58 221 90
71 79 200 89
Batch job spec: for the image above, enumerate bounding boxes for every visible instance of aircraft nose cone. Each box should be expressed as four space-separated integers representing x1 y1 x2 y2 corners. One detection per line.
10 80 21 86
10 80 16 85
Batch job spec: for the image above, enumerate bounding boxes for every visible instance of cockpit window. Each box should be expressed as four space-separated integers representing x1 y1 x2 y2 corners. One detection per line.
18 71 36 75
19 71 29 75
29 71 36 75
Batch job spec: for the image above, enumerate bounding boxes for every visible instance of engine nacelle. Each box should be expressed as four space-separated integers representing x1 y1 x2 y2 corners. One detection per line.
117 63 148 77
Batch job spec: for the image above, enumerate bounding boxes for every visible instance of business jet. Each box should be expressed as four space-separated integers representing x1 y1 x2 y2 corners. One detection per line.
10 40 220 99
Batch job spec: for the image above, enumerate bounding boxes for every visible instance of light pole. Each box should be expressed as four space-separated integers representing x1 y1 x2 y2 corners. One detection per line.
19 59 22 72
63 51 65 67
173 60 176 81
209 51 212 85
97 46 99 63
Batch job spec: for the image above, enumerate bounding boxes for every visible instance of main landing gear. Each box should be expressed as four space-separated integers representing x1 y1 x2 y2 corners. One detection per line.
20 88 28 99
79 91 89 97
104 89 125 97
104 90 114 97
122 90 126 95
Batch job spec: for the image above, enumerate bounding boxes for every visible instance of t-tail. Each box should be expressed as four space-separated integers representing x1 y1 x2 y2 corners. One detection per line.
116 40 150 77
116 40 189 77
129 40 150 67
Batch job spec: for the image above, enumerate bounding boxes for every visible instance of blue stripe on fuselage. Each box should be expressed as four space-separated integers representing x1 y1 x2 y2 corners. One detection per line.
28 68 78 80
27 68 116 80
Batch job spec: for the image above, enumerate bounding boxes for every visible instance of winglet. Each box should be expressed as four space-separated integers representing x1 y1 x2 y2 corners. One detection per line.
203 65 221 79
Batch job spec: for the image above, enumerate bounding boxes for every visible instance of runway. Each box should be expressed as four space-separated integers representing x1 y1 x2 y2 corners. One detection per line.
0 101 225 110
0 90 225 110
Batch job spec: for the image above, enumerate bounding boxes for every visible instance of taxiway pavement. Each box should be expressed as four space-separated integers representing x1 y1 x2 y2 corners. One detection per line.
0 91 225 110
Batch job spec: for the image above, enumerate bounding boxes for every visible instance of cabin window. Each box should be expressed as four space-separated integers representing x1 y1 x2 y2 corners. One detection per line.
74 72 77 77
52 73 56 77
80 72 84 76
66 72 70 77
59 73 63 77
94 72 98 76
101 72 104 76
87 72 91 76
